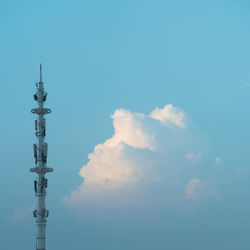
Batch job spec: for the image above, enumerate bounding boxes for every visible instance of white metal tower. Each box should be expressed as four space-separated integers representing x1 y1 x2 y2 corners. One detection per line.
30 64 53 250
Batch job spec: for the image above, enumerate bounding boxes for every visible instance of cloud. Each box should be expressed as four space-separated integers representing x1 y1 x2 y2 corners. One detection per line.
63 104 214 209
105 109 155 150
63 108 157 206
149 104 186 128
185 152 202 163
7 206 35 223
185 178 201 200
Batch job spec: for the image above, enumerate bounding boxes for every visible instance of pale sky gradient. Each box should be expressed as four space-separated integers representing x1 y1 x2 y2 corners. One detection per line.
1 1 250 249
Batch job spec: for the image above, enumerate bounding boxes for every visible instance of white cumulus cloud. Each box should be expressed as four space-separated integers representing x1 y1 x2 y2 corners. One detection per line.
105 109 155 150
63 104 214 209
149 104 186 128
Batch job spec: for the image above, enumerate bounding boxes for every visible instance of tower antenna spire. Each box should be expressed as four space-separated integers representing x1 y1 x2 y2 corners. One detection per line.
30 64 53 250
40 63 42 82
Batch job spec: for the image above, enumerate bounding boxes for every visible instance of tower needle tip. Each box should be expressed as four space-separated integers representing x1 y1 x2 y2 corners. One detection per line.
40 63 42 82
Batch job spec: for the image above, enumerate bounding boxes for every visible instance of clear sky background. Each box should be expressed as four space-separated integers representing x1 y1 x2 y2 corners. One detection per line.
1 0 250 249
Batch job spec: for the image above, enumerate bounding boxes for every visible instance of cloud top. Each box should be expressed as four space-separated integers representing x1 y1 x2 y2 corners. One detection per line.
149 104 186 128
105 109 154 150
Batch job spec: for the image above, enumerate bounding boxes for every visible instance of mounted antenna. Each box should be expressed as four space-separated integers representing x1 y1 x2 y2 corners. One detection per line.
40 63 42 82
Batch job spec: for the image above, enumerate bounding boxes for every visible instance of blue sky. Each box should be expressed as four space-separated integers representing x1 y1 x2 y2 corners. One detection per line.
1 0 250 249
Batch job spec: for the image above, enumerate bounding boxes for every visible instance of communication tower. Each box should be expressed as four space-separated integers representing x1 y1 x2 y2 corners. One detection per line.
30 64 53 250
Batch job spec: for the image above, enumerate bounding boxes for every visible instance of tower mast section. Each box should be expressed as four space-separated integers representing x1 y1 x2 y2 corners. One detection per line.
30 64 53 250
